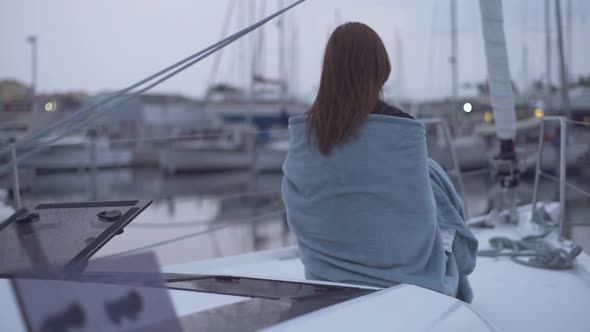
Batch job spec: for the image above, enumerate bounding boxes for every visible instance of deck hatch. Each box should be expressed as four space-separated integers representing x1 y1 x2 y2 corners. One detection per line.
0 200 151 276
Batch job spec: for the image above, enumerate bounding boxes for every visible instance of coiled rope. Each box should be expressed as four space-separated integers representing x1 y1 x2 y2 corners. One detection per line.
478 232 583 270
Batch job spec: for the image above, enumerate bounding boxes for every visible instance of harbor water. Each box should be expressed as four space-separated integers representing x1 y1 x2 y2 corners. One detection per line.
8 166 589 267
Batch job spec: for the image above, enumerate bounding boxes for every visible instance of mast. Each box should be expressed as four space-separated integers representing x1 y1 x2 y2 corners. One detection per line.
395 29 404 102
450 0 459 129
246 1 256 128
279 0 288 111
206 1 237 95
478 0 517 141
289 14 299 100
545 0 553 111
521 0 529 95
479 0 519 224
239 0 248 89
256 0 267 78
26 36 38 126
566 0 573 81
555 0 572 119
522 44 529 95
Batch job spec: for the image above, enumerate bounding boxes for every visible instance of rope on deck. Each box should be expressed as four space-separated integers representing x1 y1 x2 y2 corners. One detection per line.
477 232 583 270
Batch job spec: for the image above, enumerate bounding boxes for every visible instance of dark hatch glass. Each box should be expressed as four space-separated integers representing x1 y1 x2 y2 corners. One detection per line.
166 273 374 300
0 200 151 275
166 274 376 332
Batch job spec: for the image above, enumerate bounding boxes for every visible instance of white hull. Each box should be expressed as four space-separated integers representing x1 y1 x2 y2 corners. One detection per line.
22 144 133 172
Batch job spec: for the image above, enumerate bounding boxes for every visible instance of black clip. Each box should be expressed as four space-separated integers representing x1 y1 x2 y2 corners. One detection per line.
15 211 40 225
97 210 122 223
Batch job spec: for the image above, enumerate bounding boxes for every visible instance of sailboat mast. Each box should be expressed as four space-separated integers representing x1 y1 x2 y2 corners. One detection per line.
545 0 553 111
290 16 299 100
246 1 256 128
566 0 573 81
279 0 288 111
555 0 572 119
478 0 517 141
395 29 404 102
26 36 38 125
450 0 459 129
522 44 529 95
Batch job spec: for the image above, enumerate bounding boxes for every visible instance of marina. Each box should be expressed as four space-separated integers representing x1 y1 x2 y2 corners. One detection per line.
1 0 590 331
5 163 589 267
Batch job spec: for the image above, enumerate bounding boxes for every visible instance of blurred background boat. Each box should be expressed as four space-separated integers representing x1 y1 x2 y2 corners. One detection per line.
158 124 253 173
20 133 133 173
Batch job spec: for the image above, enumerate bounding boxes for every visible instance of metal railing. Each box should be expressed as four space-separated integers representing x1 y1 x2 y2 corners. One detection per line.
421 118 469 218
531 116 590 236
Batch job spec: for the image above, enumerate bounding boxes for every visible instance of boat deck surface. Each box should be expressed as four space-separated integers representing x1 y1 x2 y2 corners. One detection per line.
167 204 590 332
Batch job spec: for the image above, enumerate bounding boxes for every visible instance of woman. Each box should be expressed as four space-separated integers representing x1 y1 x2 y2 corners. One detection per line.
281 23 478 302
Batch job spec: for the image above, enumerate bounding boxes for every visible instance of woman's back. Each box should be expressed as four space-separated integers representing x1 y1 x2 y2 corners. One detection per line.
283 114 459 295
281 22 477 302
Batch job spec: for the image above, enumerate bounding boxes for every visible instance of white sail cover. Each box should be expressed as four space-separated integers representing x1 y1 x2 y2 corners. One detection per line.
479 0 517 140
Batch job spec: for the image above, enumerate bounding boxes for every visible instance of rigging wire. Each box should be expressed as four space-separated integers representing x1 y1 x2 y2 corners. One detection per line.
0 0 307 159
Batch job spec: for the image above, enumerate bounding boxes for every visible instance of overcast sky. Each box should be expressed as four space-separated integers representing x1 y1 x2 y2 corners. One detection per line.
1 0 589 101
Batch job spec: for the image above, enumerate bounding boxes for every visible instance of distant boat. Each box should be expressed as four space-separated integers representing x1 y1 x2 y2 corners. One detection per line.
21 134 133 173
158 121 290 174
158 125 253 174
205 86 308 132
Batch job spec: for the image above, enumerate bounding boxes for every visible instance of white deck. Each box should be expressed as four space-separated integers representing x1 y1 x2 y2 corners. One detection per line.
166 204 590 332
2 204 588 331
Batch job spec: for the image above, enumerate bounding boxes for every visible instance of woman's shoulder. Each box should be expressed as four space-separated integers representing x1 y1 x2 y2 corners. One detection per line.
372 100 415 120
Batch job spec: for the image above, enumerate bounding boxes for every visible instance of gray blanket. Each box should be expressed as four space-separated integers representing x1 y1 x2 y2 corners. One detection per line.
282 114 478 302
